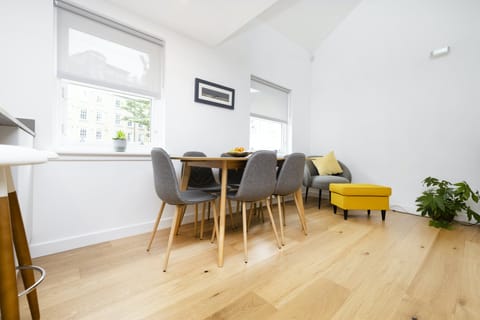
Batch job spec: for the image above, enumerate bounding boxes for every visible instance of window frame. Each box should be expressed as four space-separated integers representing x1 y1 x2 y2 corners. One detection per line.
53 0 165 154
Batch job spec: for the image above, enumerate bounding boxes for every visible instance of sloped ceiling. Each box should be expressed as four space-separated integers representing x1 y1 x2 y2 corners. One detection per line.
259 0 362 54
104 0 279 46
104 0 362 53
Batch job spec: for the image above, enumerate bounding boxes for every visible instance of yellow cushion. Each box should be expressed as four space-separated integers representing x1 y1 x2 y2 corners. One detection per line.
311 151 343 175
329 183 392 196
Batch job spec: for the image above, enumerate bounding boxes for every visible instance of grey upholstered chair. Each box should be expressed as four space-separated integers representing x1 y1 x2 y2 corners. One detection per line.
226 150 281 263
147 148 219 272
220 152 245 187
303 156 352 208
183 151 221 192
182 151 221 239
273 153 307 245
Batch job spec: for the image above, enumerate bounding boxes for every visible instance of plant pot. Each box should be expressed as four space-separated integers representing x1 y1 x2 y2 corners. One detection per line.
113 139 127 152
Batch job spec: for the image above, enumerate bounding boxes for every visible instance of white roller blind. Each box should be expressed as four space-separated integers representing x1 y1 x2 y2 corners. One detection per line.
56 1 163 98
250 77 289 123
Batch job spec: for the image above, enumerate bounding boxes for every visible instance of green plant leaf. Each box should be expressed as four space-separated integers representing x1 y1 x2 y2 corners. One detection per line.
417 177 480 225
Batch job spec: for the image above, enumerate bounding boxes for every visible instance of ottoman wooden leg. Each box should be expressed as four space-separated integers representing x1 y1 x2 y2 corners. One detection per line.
318 190 322 209
333 205 337 214
367 210 371 217
381 210 386 221
343 210 348 220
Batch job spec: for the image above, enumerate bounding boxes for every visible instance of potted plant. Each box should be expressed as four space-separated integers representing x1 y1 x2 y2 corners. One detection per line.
416 177 480 228
112 130 127 152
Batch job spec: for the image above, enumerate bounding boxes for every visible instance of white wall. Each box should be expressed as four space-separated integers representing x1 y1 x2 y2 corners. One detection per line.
310 0 480 213
220 22 312 154
0 0 311 256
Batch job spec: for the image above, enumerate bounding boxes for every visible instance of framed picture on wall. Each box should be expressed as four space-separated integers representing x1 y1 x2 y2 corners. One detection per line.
194 78 235 110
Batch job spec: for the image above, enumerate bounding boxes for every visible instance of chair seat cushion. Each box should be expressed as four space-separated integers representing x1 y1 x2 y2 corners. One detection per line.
329 183 392 196
311 175 350 190
188 184 222 192
179 190 217 204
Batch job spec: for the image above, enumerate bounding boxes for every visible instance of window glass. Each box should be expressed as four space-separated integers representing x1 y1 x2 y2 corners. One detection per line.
60 81 152 146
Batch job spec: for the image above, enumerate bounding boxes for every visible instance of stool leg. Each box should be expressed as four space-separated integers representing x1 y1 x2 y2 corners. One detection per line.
0 168 20 319
343 210 348 220
381 210 386 221
8 196 40 319
7 168 40 319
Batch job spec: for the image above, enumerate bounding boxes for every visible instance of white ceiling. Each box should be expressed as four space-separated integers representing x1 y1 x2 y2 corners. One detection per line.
259 0 362 53
104 0 362 54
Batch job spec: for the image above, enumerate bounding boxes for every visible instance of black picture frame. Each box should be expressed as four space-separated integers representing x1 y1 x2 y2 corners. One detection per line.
194 78 235 110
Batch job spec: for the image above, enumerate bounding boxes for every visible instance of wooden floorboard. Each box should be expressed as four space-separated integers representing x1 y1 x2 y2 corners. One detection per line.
18 200 480 319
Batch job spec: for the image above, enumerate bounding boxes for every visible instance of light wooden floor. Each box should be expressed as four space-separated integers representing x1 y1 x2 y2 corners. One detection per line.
19 200 480 319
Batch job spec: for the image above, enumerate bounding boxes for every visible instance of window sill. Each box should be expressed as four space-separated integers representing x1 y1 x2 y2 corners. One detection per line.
53 149 152 161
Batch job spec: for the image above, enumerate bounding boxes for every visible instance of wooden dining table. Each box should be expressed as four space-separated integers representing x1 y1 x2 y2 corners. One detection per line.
171 155 306 267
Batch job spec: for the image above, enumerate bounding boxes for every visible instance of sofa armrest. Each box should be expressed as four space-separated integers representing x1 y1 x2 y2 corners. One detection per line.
338 160 352 182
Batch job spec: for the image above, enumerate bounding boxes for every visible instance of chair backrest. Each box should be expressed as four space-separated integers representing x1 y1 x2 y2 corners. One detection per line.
220 153 244 185
275 153 306 196
151 148 183 204
183 151 217 187
233 150 277 202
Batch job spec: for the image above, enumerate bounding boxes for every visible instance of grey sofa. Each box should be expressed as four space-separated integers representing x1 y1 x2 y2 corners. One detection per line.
303 156 352 208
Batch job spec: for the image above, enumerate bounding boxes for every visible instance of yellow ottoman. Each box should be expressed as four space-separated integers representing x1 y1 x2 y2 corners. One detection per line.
329 183 392 221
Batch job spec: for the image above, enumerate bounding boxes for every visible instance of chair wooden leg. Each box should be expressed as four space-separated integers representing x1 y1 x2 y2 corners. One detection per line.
146 201 166 251
194 204 198 237
210 200 220 244
175 206 187 235
259 201 264 223
227 199 235 229
207 201 211 221
266 198 282 249
242 202 248 263
163 205 182 272
282 198 286 226
293 191 308 235
200 202 206 240
247 202 255 231
277 196 285 246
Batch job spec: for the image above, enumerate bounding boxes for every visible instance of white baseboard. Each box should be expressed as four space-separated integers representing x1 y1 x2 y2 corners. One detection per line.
29 214 188 258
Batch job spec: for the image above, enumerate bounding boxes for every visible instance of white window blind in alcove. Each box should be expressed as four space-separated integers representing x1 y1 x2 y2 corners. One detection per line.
55 0 164 98
249 76 290 153
250 77 289 123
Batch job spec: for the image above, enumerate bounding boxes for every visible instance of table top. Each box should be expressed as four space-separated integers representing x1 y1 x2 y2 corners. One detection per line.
171 156 249 161
0 145 58 166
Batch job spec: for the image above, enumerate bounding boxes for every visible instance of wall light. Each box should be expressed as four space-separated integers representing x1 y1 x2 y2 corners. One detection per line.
430 46 450 58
